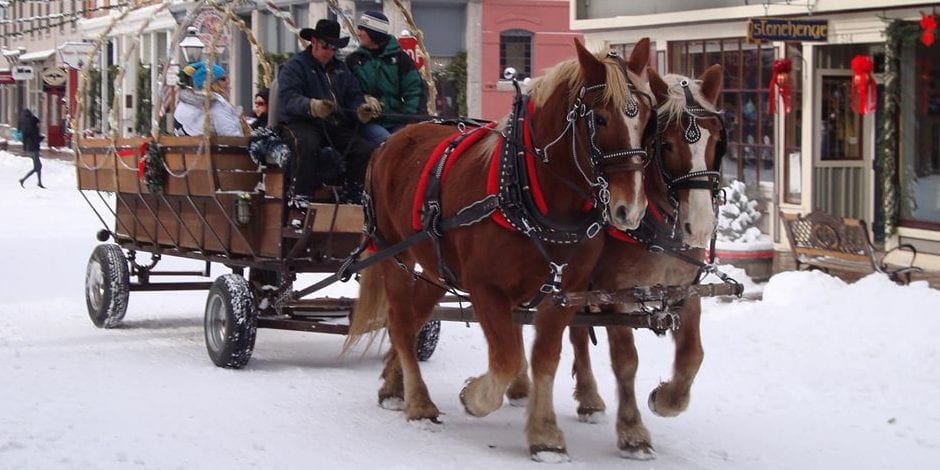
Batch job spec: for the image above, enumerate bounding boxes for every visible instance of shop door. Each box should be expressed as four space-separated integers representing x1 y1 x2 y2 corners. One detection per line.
46 91 65 147
813 69 875 221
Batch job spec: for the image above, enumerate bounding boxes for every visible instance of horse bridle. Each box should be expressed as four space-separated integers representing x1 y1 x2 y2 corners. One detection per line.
656 79 726 205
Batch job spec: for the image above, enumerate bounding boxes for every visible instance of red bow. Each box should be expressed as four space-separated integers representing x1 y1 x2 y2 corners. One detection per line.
922 14 937 47
768 58 793 115
851 55 876 115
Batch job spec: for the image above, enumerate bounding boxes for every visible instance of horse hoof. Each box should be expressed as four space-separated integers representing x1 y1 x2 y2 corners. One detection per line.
619 443 656 461
529 445 570 463
379 396 404 411
648 385 686 417
408 416 444 432
576 409 606 424
507 396 528 408
459 380 492 417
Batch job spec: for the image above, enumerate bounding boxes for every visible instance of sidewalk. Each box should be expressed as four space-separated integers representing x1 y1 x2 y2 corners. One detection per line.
3 142 75 162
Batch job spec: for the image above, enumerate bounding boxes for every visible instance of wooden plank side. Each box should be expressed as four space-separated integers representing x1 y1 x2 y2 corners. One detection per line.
309 203 364 233
258 200 283 258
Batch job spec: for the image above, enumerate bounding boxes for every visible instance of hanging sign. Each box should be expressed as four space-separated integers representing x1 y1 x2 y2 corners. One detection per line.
12 65 34 81
58 42 97 70
42 67 68 87
747 18 829 42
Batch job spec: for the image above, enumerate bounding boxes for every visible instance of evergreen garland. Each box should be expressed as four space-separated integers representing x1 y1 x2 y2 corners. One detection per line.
880 19 922 235
144 140 167 194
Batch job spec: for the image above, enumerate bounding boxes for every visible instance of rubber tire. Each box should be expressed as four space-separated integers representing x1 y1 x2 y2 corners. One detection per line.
416 320 441 362
204 274 258 369
85 244 130 329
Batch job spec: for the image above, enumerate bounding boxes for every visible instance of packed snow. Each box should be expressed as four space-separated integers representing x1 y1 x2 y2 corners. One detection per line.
2 153 939 469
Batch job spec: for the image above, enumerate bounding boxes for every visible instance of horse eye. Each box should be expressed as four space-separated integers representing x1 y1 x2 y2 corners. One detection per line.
594 115 607 127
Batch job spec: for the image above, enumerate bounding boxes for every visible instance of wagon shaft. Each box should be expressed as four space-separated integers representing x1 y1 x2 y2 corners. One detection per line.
559 282 744 308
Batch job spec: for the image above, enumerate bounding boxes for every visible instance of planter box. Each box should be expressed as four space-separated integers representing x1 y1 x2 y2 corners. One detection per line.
715 239 774 282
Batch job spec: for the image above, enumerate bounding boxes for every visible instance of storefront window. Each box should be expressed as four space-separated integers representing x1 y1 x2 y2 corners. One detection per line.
900 40 940 226
783 44 803 204
669 38 775 186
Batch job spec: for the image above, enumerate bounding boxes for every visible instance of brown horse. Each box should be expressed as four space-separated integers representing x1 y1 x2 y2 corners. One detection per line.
347 39 654 456
566 65 726 460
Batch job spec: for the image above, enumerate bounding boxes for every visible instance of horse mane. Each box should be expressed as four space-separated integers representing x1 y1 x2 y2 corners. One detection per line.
529 53 635 113
657 74 719 125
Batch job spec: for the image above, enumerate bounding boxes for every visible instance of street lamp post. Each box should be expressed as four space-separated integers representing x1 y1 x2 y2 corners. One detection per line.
179 26 205 64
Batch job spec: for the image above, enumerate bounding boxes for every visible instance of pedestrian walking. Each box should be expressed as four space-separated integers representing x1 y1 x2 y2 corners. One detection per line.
17 109 44 188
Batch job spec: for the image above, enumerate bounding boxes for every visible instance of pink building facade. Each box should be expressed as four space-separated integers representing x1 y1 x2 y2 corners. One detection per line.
480 0 582 120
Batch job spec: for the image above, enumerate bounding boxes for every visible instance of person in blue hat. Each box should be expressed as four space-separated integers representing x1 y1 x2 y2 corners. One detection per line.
174 61 247 137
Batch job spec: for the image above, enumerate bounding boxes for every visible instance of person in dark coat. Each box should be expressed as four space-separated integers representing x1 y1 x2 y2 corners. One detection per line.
277 18 381 208
250 88 269 129
17 109 44 188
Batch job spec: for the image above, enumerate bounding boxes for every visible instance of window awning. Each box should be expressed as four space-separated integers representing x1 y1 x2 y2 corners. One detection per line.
20 49 56 62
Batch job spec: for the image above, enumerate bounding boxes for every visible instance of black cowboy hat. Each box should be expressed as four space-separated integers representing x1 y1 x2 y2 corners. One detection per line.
299 19 350 48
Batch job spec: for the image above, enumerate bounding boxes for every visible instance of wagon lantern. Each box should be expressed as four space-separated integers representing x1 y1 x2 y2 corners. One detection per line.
179 26 205 63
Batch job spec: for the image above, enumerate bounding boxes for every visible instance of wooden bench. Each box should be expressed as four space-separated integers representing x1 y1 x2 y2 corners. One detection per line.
781 210 922 284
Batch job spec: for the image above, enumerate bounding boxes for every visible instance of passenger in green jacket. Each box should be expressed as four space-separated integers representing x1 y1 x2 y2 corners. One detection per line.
346 10 425 145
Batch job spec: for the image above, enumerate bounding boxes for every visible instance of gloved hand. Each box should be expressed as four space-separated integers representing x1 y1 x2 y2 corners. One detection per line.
309 98 336 119
356 95 382 123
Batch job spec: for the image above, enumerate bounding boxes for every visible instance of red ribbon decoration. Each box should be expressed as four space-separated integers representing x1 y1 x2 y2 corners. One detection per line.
851 55 876 115
768 58 793 115
922 14 937 47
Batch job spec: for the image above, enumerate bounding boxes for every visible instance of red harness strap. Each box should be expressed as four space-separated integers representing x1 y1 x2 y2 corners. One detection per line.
412 123 498 231
486 100 550 230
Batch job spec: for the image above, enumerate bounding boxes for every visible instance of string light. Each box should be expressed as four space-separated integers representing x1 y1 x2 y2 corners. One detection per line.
0 2 132 39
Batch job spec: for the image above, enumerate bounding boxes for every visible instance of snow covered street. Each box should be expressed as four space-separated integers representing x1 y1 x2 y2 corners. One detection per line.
2 154 939 469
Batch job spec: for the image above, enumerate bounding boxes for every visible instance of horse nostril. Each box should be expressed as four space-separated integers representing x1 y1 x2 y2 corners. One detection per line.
615 204 628 223
684 222 693 235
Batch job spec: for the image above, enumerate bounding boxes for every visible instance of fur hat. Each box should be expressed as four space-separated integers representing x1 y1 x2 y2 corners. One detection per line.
183 62 225 90
300 19 350 48
357 11 390 44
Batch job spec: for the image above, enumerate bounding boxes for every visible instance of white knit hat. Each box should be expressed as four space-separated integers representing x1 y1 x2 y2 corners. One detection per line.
358 11 390 35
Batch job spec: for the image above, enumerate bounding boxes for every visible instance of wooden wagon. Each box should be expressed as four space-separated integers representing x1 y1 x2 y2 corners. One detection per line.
76 134 441 368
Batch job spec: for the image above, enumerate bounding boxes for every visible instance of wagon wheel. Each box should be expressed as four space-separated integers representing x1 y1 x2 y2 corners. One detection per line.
204 274 258 369
416 320 441 361
85 244 130 329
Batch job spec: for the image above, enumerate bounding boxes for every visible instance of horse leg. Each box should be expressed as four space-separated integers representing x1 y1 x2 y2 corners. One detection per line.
378 270 444 411
607 326 655 460
649 298 703 417
505 325 530 407
459 289 521 418
570 326 607 422
378 349 404 410
382 264 443 424
526 305 577 462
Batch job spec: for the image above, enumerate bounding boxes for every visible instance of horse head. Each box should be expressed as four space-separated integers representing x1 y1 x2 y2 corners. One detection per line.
648 65 725 248
527 38 654 232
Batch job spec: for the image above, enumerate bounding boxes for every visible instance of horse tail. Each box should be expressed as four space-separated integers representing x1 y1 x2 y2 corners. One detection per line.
342 254 389 356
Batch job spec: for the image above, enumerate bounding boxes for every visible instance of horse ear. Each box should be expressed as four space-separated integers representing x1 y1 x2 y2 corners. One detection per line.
626 38 651 75
699 64 724 105
574 38 605 85
648 67 669 106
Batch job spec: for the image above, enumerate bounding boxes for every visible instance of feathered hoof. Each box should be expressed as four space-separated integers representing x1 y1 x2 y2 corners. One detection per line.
408 416 444 432
459 379 495 417
529 445 570 463
648 384 687 417
619 442 657 461
576 409 607 424
379 396 404 411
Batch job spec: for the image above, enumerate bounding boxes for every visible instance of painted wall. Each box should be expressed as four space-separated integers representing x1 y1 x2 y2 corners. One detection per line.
480 0 582 120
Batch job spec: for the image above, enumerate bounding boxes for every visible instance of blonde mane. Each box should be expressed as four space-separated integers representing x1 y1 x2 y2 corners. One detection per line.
529 52 635 112
657 74 720 125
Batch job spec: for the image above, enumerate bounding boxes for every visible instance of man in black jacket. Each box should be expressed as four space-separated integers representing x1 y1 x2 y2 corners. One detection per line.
277 19 381 207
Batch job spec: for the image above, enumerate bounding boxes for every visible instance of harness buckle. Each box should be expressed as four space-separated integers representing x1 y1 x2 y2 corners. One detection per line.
586 221 602 239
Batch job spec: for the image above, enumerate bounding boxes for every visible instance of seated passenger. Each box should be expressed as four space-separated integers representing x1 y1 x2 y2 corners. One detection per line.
277 19 380 208
346 11 425 146
174 62 248 137
250 88 269 130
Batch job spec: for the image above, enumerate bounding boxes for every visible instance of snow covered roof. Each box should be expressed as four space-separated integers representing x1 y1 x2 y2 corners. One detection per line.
19 49 56 62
